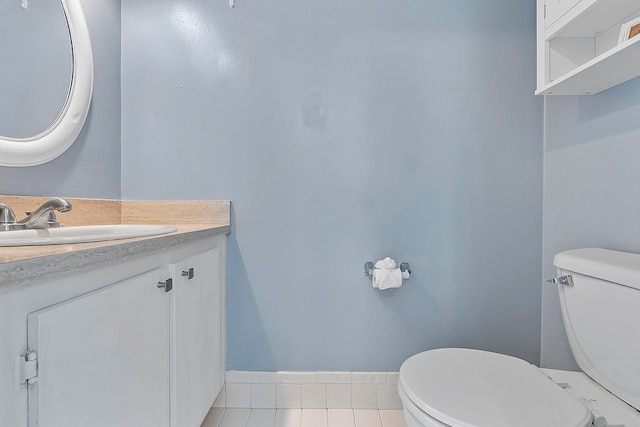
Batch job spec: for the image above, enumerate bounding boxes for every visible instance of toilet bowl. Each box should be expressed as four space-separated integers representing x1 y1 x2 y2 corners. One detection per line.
398 248 640 427
398 348 592 427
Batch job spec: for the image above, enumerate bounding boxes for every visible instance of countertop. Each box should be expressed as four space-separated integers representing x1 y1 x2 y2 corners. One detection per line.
0 196 231 290
0 224 231 290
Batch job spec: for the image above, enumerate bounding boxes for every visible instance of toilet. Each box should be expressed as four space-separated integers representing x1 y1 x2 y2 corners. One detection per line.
398 248 640 427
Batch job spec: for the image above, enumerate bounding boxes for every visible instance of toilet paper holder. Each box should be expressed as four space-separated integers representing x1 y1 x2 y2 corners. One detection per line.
364 261 411 278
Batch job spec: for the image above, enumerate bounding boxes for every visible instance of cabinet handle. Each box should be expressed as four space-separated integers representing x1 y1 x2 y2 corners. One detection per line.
181 268 195 280
157 278 173 292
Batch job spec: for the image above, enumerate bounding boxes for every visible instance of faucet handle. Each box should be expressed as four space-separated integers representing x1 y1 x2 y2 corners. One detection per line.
0 204 17 224
46 211 61 228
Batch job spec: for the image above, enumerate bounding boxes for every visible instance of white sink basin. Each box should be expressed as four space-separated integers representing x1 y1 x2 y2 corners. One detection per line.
0 224 178 246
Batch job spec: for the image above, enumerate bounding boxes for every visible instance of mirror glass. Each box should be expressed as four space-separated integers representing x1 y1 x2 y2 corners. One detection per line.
0 1 72 138
0 0 93 167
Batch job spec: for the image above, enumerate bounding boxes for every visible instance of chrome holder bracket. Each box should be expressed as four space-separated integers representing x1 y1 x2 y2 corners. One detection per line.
364 262 374 276
364 261 411 278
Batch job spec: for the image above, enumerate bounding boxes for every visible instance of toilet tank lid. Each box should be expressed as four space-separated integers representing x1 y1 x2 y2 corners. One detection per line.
554 248 640 290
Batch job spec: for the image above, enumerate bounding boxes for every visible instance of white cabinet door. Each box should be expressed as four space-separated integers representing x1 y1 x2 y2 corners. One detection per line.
27 267 173 427
545 0 582 27
174 245 224 427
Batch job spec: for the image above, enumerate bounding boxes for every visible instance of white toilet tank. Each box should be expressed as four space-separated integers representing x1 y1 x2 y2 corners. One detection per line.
554 248 640 411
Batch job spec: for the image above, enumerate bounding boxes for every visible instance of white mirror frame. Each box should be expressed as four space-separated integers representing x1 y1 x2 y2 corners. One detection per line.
0 0 93 167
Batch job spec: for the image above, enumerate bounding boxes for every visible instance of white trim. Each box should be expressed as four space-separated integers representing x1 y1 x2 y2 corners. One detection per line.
0 0 93 167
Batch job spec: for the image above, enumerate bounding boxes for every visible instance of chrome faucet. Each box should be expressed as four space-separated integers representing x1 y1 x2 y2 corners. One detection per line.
0 198 72 231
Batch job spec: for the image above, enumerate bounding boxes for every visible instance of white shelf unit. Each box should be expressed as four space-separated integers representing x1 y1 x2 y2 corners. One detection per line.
537 0 640 95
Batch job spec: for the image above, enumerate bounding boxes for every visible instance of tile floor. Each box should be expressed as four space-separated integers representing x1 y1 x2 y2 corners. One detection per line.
201 408 407 427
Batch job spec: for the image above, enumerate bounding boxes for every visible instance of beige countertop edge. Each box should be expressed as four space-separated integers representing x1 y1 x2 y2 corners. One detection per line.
0 224 231 291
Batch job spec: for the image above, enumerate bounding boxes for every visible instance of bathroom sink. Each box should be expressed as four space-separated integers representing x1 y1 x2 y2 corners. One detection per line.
0 224 178 246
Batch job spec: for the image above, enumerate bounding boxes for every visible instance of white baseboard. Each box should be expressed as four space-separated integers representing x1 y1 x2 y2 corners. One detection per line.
214 371 402 410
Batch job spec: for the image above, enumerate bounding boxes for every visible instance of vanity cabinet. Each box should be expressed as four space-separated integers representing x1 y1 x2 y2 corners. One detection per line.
174 248 225 427
537 0 640 95
28 267 173 427
0 233 226 427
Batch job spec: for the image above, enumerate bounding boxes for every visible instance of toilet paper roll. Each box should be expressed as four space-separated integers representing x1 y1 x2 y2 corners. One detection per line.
372 267 402 290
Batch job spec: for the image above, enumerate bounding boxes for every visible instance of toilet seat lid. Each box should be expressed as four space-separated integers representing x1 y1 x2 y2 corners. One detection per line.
399 349 592 427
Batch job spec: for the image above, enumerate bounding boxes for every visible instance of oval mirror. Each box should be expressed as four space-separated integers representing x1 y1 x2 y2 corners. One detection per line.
0 0 93 167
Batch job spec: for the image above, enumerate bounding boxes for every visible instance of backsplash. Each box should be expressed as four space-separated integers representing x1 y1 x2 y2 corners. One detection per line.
0 196 230 226
214 371 402 410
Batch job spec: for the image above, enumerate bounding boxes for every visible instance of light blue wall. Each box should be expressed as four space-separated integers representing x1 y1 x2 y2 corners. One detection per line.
3 0 636 374
122 0 543 370
0 0 121 199
541 78 640 370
